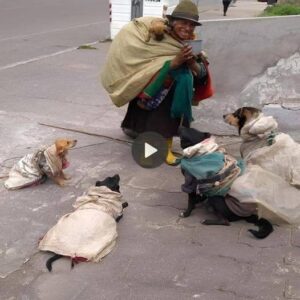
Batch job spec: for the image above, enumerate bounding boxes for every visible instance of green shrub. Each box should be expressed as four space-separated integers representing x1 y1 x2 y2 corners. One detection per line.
260 3 300 16
280 0 300 5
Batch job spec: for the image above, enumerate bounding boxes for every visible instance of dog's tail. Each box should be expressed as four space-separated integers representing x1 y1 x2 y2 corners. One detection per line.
246 216 274 239
46 254 64 272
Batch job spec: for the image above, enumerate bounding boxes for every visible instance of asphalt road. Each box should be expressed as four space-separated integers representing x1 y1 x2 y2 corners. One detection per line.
0 0 109 70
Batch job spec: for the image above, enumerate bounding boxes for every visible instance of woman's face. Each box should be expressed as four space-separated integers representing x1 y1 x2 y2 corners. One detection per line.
172 19 196 41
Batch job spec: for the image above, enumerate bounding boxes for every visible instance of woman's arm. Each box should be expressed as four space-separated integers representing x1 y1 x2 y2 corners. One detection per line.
170 45 208 79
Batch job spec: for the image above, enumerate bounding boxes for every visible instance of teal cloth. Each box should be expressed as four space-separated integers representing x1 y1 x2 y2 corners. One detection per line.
180 152 225 180
143 61 171 97
169 66 194 122
237 159 245 174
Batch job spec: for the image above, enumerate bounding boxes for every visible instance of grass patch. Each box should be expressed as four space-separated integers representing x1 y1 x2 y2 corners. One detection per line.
260 3 300 16
77 45 98 50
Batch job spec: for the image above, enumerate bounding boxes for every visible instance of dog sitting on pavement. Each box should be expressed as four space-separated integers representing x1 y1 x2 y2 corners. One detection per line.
178 126 274 239
4 138 77 189
39 174 128 272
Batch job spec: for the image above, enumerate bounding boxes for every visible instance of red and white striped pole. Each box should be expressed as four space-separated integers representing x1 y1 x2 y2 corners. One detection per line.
109 1 112 39
109 1 112 22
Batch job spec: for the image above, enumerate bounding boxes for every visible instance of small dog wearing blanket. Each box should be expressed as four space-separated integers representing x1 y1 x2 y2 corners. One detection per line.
4 138 77 189
39 174 128 271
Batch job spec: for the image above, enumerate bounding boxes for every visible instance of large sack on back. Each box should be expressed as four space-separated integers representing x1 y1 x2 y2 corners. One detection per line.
101 17 182 107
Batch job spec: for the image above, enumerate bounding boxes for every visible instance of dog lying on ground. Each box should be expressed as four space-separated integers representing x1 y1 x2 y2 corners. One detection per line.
39 174 128 272
4 138 77 189
178 126 274 239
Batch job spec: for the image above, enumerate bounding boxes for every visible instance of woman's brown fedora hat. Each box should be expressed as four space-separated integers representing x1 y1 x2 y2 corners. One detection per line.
166 0 202 26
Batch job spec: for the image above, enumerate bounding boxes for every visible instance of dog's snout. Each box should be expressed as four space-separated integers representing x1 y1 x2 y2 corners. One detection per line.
223 114 226 119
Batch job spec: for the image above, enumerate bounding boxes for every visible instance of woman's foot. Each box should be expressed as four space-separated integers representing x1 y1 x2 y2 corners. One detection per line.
165 138 180 165
166 150 178 165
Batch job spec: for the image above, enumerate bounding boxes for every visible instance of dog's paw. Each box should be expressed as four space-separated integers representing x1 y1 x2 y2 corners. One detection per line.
63 174 72 180
55 178 67 186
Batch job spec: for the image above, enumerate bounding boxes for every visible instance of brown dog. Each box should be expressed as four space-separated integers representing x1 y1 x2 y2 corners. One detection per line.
4 138 77 190
48 139 77 186
147 18 168 42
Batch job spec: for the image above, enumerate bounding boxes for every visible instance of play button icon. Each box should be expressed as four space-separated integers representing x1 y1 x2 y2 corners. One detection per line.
145 143 157 158
131 132 168 168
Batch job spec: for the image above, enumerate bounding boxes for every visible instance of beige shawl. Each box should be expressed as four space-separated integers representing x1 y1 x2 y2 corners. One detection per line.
101 17 182 107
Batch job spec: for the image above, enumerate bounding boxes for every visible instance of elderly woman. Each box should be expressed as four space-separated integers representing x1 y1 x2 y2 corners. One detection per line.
101 0 213 165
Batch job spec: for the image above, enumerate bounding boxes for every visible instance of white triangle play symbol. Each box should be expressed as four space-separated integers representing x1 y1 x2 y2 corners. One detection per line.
144 142 157 158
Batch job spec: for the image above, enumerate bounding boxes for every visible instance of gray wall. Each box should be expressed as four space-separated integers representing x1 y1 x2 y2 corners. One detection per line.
192 16 300 134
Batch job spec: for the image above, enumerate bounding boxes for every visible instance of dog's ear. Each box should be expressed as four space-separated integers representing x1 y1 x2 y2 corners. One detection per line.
55 139 77 154
112 174 120 185
55 139 66 155
238 108 244 118
238 114 247 135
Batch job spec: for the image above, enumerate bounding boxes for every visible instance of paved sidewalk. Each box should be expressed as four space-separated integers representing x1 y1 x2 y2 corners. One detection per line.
198 0 268 20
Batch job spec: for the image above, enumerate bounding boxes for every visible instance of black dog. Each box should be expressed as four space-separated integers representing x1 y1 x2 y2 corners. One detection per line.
46 174 128 272
178 126 211 150
179 127 273 239
203 196 273 239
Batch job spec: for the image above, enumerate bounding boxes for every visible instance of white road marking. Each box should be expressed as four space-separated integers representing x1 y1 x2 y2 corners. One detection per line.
0 41 99 71
0 21 106 42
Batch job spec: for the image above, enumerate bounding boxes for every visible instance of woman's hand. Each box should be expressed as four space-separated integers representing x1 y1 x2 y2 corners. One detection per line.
170 45 193 69
186 58 200 76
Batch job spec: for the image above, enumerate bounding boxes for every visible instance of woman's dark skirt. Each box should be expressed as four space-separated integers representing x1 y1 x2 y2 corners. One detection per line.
121 88 190 139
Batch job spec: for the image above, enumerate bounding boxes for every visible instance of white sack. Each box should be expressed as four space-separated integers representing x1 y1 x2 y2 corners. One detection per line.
229 164 300 224
241 114 278 140
230 113 300 224
183 137 219 158
246 133 300 188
